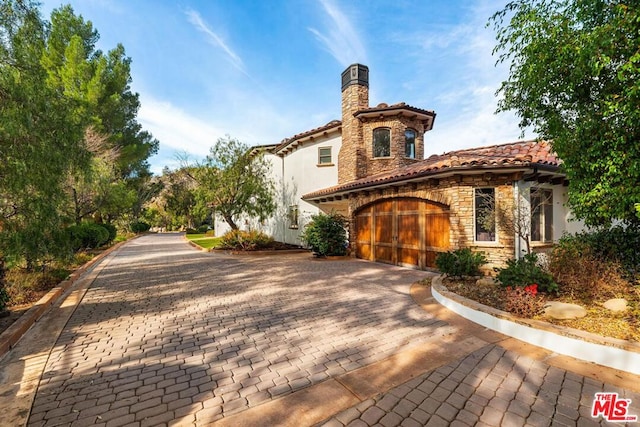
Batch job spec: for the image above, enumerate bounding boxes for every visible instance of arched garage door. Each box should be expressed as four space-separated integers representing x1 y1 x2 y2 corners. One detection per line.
355 198 450 269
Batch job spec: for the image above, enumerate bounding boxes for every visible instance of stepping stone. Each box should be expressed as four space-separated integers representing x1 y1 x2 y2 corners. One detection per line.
544 301 587 320
603 298 627 312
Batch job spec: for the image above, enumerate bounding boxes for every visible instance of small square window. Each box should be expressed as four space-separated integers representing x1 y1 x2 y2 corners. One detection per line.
318 147 332 164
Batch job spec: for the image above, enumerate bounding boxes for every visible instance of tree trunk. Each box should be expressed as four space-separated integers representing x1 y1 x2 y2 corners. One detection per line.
224 214 238 230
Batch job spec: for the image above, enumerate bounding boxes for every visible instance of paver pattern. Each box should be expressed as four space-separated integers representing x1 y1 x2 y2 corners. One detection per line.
319 345 640 427
20 233 640 427
27 234 444 426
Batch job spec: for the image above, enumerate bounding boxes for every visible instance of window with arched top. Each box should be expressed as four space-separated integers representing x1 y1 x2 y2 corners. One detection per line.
373 128 391 158
405 129 416 158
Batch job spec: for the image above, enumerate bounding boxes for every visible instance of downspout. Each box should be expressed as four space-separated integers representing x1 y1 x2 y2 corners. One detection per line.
280 154 286 243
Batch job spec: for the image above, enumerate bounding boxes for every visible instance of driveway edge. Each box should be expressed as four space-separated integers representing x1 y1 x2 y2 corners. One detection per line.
0 238 133 361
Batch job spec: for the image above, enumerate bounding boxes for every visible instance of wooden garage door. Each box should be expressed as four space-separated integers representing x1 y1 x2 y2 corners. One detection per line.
355 198 450 269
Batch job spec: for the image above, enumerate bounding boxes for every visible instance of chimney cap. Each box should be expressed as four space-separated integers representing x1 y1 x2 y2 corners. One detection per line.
341 63 369 91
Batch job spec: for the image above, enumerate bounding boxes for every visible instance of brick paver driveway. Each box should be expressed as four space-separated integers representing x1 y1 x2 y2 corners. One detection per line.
27 233 444 426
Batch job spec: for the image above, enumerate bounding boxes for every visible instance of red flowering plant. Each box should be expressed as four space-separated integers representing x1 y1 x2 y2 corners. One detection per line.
504 283 545 318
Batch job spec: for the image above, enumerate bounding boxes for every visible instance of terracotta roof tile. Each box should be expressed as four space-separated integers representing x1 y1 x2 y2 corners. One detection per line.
303 139 560 200
275 120 342 153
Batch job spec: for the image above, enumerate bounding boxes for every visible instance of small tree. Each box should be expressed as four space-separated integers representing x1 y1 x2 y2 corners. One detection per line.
301 212 348 256
193 137 276 230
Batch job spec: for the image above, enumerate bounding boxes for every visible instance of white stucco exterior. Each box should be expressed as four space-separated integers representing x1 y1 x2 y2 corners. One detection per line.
214 130 342 246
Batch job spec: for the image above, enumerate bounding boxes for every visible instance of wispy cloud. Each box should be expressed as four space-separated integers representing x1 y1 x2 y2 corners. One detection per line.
185 8 247 75
138 96 223 159
308 0 366 66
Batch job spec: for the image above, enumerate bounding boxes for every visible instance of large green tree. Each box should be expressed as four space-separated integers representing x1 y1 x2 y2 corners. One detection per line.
193 137 276 230
0 1 158 272
490 0 640 227
0 0 79 267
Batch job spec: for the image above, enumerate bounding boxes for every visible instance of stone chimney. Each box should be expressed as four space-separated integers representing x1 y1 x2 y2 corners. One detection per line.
338 64 369 184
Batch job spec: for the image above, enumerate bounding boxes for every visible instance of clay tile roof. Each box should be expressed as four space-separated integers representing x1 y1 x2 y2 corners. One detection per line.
275 120 342 153
303 139 560 200
355 102 435 118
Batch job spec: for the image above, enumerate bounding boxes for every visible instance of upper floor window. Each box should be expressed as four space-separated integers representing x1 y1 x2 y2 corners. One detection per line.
373 128 391 158
405 129 416 158
318 147 332 165
530 188 553 242
475 188 496 242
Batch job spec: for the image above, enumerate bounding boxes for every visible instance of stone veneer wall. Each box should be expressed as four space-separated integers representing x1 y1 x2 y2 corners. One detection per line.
361 117 426 175
346 173 519 273
338 83 369 184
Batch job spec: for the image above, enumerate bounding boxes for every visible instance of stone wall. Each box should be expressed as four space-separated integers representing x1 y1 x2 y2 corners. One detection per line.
346 173 520 273
338 83 368 184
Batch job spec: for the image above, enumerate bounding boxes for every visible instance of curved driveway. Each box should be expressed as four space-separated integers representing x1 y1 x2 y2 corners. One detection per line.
17 234 640 426
26 234 447 426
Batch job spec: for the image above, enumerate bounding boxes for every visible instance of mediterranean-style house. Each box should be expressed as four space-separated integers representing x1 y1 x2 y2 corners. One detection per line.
215 64 585 271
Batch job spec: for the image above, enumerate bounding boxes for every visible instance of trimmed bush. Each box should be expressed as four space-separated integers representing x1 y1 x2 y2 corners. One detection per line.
185 228 197 235
219 230 274 251
196 225 210 234
435 248 487 278
496 253 558 294
130 221 151 233
300 212 348 256
67 223 110 251
97 223 117 244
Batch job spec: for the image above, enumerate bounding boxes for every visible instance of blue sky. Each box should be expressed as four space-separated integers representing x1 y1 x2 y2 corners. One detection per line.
41 0 534 175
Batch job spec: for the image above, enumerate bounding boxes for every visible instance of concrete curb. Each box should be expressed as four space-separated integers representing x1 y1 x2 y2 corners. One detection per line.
0 238 133 361
431 275 640 375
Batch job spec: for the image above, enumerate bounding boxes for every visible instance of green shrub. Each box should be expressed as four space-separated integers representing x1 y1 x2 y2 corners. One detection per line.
196 225 210 234
97 223 117 244
577 225 640 283
185 228 197 235
496 253 558 294
67 223 110 251
219 229 274 251
130 221 151 233
435 248 487 278
300 212 348 256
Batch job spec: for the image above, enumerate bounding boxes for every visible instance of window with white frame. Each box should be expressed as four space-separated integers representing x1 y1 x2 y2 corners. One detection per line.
318 147 332 165
373 128 391 158
530 188 553 242
288 205 299 229
405 129 416 158
474 188 496 242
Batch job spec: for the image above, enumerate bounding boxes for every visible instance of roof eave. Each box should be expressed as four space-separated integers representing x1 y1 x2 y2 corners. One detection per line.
302 163 562 202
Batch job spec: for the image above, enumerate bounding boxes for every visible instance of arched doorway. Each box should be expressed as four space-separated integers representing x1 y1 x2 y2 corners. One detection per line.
355 198 450 269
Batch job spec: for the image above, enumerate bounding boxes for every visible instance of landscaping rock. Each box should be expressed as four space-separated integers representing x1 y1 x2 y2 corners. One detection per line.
476 277 497 286
544 301 587 320
603 298 627 312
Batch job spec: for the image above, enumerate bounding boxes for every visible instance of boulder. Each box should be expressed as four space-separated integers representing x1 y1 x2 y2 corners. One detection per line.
603 298 628 312
476 277 497 286
544 301 587 320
